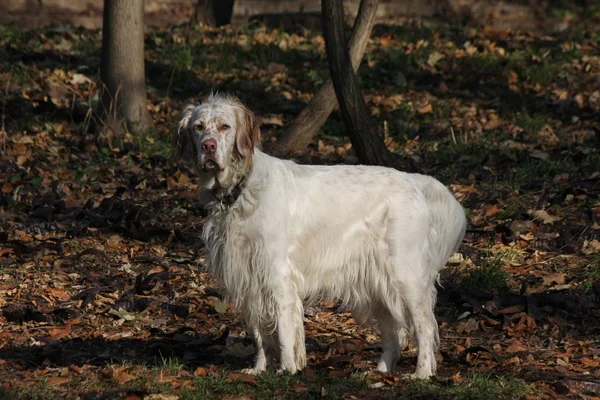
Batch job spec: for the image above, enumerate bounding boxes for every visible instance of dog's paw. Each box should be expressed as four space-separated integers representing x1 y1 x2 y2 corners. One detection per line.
240 368 265 375
401 372 432 380
276 367 298 375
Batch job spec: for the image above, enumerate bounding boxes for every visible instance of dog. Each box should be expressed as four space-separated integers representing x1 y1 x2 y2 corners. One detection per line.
175 93 466 378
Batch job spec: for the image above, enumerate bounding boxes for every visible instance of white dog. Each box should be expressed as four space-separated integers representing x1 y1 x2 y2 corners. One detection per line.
175 93 466 378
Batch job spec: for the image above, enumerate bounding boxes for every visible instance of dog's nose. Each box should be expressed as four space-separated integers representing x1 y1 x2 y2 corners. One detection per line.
202 138 217 154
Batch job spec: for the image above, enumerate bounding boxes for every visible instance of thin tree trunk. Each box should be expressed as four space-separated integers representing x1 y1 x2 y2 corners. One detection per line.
100 0 152 133
322 0 394 166
194 0 235 27
273 0 378 155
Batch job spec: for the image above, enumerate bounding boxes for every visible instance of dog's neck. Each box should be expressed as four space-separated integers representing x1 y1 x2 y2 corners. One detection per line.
211 154 253 207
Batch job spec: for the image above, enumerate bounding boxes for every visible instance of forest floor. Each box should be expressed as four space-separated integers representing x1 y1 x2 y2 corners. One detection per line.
1 5 600 399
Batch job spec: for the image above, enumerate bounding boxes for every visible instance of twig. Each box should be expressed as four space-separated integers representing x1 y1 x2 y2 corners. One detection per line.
166 67 176 99
450 126 457 145
1 68 11 153
317 323 369 344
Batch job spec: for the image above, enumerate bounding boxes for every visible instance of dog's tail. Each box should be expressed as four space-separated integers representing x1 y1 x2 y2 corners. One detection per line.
413 174 467 273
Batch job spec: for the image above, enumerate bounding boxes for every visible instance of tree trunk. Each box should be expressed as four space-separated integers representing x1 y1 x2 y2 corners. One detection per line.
322 0 394 166
273 0 378 155
100 0 152 134
194 0 235 27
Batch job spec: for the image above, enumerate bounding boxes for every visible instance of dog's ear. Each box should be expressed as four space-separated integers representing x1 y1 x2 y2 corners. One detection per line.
174 104 196 160
234 101 261 158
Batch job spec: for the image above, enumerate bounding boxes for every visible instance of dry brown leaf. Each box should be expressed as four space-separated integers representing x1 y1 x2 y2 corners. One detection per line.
485 204 501 217
47 376 71 386
293 383 310 393
531 210 560 224
222 396 253 400
418 103 433 114
145 395 178 400
226 373 257 385
542 272 566 287
506 339 528 353
111 367 137 385
194 366 208 376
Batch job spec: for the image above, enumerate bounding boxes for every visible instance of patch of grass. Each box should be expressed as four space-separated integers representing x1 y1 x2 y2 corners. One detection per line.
0 381 61 400
462 251 511 293
72 31 101 59
404 373 532 400
160 356 185 374
470 54 504 73
525 63 561 87
582 254 600 293
130 128 173 158
170 43 194 71
515 111 547 136
183 370 369 400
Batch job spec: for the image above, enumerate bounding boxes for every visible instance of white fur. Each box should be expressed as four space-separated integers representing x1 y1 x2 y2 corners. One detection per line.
176 94 467 377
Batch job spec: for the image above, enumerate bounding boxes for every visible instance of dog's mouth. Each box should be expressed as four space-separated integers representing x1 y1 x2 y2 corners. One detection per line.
202 158 222 173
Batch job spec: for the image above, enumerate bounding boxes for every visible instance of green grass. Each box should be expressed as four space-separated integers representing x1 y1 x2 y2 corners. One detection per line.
525 63 561 87
516 111 548 136
0 371 534 400
160 356 185 374
183 370 370 400
403 373 532 400
582 254 600 293
130 128 173 158
462 251 511 293
0 381 58 400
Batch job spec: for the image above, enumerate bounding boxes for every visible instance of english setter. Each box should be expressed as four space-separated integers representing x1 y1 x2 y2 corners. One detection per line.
176 93 466 378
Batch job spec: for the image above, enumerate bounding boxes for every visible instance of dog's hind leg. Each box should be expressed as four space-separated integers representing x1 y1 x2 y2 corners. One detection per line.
404 283 439 378
375 307 408 373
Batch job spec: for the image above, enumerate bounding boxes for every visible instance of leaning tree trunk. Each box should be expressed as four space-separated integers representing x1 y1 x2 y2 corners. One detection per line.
322 0 394 166
100 0 152 134
194 0 235 27
273 0 379 155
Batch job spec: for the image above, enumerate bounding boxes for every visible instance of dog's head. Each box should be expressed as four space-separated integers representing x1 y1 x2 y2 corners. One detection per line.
175 93 261 188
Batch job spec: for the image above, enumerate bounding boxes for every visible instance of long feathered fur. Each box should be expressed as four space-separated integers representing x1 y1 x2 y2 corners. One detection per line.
178 94 467 377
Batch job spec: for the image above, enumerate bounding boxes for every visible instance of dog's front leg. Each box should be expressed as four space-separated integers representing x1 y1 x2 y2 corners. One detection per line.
241 325 269 375
272 272 302 374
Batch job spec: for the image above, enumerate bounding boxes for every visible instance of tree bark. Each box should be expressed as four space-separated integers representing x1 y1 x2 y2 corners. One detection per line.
100 0 152 133
273 0 378 155
194 0 235 27
322 0 394 166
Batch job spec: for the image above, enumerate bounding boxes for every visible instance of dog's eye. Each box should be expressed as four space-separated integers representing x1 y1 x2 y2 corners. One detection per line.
194 123 203 131
220 124 230 131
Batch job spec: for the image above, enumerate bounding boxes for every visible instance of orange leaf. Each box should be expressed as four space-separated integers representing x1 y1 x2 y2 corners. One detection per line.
225 373 257 385
506 339 528 353
112 367 137 385
485 204 501 217
47 376 71 386
418 103 433 114
194 366 208 376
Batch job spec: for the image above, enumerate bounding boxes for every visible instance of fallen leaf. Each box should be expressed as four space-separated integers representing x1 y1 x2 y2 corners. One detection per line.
146 395 179 400
210 298 229 314
225 373 257 385
194 366 208 376
293 383 310 393
542 272 566 287
112 366 137 385
531 210 560 224
418 103 433 114
485 204 501 217
506 339 527 353
47 376 71 386
427 51 445 68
